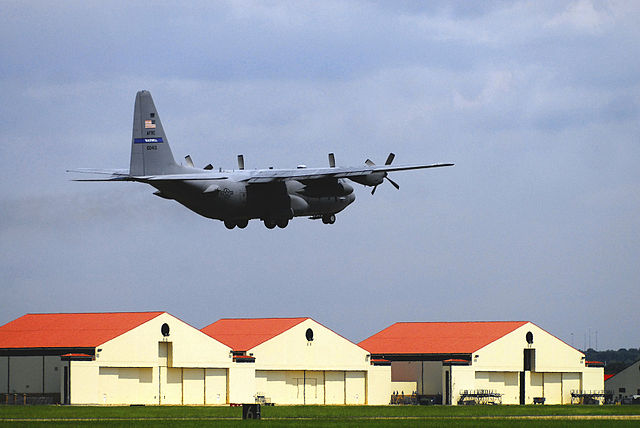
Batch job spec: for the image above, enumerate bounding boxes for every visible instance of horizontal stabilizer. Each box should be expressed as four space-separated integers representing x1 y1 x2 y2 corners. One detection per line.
71 176 133 182
66 168 129 175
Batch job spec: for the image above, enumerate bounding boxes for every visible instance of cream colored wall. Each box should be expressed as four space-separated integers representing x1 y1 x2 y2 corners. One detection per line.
249 319 370 371
228 364 255 404
582 367 604 391
303 371 325 404
325 371 345 404
390 381 418 396
65 313 233 405
70 362 99 404
474 323 585 372
254 370 371 405
543 372 562 404
160 367 183 404
528 371 544 401
97 313 232 368
345 371 366 404
605 360 639 399
183 368 205 405
249 319 388 405
449 365 475 405
562 372 581 403
99 367 155 405
368 365 392 405
205 368 227 404
72 363 158 405
255 370 299 404
474 371 519 404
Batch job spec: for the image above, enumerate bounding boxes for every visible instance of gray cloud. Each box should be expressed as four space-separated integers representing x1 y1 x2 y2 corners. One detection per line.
1 1 639 349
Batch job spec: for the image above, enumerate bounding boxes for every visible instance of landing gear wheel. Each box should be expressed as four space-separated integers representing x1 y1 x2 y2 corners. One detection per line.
264 219 276 229
224 220 236 229
236 219 248 229
276 218 289 228
322 214 336 224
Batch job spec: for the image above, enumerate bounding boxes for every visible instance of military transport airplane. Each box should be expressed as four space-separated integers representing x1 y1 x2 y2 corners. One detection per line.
68 90 453 229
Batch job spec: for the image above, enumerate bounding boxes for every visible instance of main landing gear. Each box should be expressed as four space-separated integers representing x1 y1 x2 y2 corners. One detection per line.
224 214 336 229
224 219 248 229
322 214 336 224
263 218 289 229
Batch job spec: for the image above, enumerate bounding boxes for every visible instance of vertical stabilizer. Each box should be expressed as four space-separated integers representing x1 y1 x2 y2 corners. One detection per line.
129 90 179 176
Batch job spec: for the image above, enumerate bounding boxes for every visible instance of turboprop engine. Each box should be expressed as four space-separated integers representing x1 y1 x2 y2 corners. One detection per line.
298 180 354 198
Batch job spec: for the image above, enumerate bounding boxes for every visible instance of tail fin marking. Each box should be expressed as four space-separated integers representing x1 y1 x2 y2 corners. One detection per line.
129 90 180 176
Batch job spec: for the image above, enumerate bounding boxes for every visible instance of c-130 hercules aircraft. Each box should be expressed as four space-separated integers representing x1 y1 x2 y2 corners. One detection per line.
69 91 453 229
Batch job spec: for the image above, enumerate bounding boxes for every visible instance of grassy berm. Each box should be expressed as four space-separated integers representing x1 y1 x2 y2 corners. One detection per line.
0 404 639 427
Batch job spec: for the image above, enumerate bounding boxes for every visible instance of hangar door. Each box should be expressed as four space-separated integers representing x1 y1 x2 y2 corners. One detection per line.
181 368 228 405
543 373 562 404
562 373 581 404
256 370 366 405
345 371 366 404
255 370 324 404
98 367 155 405
475 372 519 404
158 368 227 405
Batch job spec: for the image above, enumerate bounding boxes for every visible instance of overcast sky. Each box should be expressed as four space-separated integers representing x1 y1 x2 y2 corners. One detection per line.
1 1 638 351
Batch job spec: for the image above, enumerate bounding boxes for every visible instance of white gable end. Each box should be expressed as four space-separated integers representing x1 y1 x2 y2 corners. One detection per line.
249 319 370 370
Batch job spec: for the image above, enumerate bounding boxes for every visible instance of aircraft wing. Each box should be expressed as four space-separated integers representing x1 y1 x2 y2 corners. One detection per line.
243 162 454 183
67 163 453 183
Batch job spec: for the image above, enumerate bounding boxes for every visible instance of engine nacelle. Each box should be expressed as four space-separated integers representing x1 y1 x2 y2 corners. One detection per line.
298 181 354 197
349 172 385 187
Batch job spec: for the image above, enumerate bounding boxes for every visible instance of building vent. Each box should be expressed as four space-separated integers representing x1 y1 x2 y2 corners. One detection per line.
161 323 170 337
305 328 314 341
526 331 533 344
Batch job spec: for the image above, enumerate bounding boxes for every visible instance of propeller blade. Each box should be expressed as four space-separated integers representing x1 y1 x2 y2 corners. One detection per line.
385 176 400 190
365 159 375 166
385 153 395 165
184 155 194 167
328 153 336 168
371 185 377 195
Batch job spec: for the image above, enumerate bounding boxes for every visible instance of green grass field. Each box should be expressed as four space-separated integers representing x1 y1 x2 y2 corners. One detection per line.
1 404 639 427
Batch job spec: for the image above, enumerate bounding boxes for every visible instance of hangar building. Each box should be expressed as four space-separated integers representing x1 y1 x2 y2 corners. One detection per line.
359 321 604 405
201 317 390 405
605 359 640 402
0 312 251 405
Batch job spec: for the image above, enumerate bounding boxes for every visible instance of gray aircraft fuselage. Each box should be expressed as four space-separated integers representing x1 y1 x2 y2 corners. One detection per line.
69 90 452 229
151 174 355 227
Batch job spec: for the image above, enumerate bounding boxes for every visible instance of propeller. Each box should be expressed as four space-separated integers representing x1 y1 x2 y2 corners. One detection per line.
328 153 336 168
367 153 400 195
186 155 214 170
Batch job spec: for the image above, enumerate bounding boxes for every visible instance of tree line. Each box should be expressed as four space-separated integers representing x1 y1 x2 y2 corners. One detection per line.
582 348 640 374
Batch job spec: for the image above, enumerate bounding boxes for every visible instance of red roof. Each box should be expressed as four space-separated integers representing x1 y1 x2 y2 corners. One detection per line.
0 312 164 349
359 321 528 355
201 318 309 351
604 374 614 381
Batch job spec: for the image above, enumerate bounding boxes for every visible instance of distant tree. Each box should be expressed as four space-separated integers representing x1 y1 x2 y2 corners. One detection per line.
582 348 640 375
